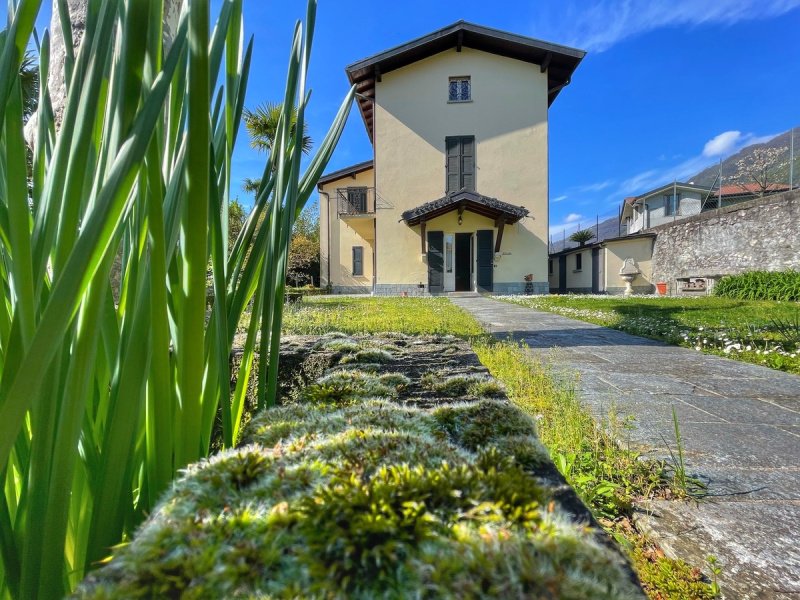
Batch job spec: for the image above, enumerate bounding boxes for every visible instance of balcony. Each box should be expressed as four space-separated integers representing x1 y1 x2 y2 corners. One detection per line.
337 187 375 218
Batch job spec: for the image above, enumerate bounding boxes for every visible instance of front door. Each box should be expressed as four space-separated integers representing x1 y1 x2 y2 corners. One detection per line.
476 230 494 293
427 231 444 293
455 233 472 291
591 247 601 294
558 255 567 293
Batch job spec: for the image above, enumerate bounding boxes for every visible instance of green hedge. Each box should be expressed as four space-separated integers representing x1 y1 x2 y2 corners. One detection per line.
713 270 800 301
77 392 641 598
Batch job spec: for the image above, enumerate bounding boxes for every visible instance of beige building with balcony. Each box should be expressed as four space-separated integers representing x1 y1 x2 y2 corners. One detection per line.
319 21 584 295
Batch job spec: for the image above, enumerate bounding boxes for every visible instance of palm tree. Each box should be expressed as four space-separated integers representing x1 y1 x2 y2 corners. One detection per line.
242 102 313 194
243 102 312 154
20 51 39 123
569 228 595 246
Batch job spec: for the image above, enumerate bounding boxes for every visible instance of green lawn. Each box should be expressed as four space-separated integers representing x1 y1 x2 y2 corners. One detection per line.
283 296 483 337
282 296 718 599
501 295 800 374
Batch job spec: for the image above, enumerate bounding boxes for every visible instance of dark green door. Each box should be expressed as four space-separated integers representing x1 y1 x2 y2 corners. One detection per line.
592 248 600 293
427 231 444 293
558 256 567 293
455 233 472 291
476 230 493 293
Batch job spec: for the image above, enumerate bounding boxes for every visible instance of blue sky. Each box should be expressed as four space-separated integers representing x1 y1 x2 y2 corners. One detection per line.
11 0 800 240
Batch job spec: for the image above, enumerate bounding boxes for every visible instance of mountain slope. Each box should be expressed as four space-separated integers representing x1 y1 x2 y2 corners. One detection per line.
691 128 799 187
550 216 621 253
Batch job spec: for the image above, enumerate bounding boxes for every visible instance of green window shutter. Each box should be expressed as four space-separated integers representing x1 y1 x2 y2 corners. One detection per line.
445 136 476 193
446 137 461 194
460 136 475 191
352 246 363 276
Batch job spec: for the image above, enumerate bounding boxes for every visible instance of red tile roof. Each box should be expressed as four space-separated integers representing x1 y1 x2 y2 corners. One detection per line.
714 183 790 196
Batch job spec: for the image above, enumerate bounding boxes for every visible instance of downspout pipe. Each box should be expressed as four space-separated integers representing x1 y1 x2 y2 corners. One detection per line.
319 190 331 290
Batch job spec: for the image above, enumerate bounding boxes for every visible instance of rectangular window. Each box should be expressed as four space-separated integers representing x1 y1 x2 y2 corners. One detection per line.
346 187 368 213
548 259 553 275
352 246 364 276
445 135 475 193
575 252 582 271
448 76 471 102
664 193 680 216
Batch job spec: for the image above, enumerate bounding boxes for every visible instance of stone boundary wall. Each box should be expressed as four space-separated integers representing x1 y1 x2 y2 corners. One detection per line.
650 189 800 290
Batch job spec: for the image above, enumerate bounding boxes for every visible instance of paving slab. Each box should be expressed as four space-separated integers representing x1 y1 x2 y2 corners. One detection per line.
452 296 800 600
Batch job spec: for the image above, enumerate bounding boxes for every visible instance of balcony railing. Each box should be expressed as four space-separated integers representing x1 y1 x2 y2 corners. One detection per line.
337 187 375 217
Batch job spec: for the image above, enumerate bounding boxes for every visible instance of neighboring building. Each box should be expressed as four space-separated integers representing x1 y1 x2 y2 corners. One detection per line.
319 21 585 295
620 182 711 235
619 182 792 235
548 234 656 295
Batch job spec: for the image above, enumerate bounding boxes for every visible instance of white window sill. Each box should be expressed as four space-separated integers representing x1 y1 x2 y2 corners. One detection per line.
572 269 582 273
447 99 473 104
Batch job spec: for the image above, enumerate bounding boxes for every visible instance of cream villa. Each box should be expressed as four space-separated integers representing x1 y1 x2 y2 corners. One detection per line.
319 22 585 295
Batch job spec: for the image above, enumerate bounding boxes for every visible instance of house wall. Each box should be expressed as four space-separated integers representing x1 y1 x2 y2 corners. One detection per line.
604 237 655 294
564 248 592 292
373 47 549 295
548 258 559 290
319 168 375 293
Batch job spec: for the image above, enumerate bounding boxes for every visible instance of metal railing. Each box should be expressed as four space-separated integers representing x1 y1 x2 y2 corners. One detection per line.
337 187 375 216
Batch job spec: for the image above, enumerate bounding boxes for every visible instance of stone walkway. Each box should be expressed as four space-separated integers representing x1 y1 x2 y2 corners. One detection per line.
451 295 800 600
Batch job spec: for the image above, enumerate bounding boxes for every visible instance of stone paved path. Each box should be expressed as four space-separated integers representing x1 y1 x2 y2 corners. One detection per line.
451 295 800 599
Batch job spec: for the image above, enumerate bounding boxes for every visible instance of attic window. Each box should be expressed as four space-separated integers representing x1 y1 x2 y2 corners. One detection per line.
449 77 471 102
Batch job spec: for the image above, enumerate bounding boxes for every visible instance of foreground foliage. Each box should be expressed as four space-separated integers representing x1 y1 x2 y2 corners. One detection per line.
714 270 800 302
0 1 352 596
502 294 800 374
77 390 642 598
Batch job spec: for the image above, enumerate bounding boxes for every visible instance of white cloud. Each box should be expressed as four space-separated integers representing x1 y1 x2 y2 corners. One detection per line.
536 0 800 52
574 180 614 193
552 194 569 202
612 128 780 198
549 213 584 237
703 131 743 157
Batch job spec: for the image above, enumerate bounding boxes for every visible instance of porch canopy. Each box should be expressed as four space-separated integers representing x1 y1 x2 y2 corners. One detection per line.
401 189 529 253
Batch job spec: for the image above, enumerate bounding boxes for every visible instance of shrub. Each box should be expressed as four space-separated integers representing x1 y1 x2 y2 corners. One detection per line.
713 270 800 301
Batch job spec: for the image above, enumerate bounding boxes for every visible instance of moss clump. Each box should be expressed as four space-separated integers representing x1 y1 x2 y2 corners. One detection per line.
77 398 642 599
322 340 361 354
298 370 400 406
433 400 545 456
422 372 505 398
339 348 395 365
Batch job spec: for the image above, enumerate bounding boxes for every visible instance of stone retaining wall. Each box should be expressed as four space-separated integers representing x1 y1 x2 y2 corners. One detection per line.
650 189 800 292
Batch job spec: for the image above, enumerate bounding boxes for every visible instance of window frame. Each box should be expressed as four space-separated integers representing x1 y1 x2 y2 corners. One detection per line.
575 252 582 272
352 246 364 277
448 76 472 103
664 193 681 216
346 186 368 213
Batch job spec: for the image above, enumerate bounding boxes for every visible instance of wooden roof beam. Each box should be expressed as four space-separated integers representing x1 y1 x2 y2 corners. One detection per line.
540 51 552 73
